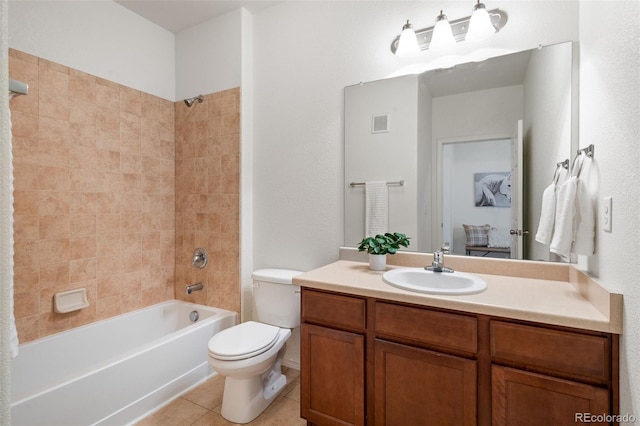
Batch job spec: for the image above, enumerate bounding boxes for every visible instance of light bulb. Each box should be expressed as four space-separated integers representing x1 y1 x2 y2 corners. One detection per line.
430 11 456 50
395 20 420 57
466 2 496 41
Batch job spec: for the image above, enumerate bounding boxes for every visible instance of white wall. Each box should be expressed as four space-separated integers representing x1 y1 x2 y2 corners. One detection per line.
175 8 242 100
344 75 419 249
8 0 175 100
579 1 640 416
252 1 579 272
8 0 246 102
524 42 573 261
432 86 523 142
239 8 255 322
417 75 433 253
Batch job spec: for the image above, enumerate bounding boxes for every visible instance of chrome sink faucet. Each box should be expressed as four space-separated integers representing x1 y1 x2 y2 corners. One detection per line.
425 250 454 273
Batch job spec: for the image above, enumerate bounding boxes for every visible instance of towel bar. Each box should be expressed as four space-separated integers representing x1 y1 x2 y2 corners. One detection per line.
349 180 404 187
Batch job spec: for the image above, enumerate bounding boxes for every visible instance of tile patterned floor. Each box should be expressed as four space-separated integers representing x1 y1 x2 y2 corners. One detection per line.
136 368 306 426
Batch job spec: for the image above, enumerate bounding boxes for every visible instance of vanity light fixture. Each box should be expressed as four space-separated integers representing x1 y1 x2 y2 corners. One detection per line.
395 20 421 57
391 3 507 56
430 11 456 50
466 1 496 41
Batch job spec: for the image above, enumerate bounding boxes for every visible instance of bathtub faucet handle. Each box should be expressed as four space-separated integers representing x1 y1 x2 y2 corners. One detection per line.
191 248 208 269
186 282 204 295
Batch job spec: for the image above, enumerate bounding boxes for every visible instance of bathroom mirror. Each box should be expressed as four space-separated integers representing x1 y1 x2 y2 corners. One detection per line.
344 41 577 262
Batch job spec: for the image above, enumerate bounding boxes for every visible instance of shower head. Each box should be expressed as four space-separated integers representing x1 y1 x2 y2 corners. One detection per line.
184 95 204 107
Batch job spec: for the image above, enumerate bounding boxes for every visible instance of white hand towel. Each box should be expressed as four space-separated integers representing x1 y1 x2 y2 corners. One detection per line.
550 177 577 261
535 166 569 245
573 178 595 256
535 183 557 245
365 181 388 237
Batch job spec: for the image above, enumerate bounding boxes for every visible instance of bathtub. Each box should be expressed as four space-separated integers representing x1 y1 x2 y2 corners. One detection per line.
11 300 237 426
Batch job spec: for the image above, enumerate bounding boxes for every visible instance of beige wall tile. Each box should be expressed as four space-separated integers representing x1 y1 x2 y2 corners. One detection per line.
70 215 97 237
13 215 39 242
10 51 241 343
70 122 96 147
37 166 69 191
14 291 40 318
69 258 96 283
38 191 70 215
70 237 97 260
13 265 39 295
40 262 70 289
10 51 177 342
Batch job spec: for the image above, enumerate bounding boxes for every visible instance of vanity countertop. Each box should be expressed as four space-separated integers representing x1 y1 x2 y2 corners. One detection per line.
292 260 623 334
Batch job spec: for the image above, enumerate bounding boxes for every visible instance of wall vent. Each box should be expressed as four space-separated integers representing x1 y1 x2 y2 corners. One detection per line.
372 114 389 133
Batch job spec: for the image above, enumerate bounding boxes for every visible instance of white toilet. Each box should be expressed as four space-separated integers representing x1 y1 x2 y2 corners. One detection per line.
207 268 303 424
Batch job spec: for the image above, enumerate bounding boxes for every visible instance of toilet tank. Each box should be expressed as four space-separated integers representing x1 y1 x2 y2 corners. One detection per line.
252 269 303 328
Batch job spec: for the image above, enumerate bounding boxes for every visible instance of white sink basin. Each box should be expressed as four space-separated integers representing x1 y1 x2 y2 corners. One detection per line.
382 268 487 295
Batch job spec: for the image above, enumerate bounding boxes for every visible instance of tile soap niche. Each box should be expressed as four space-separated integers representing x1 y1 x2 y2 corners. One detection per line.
54 288 89 313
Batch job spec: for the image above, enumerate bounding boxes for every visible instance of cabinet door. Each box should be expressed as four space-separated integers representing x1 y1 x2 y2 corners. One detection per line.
301 323 365 426
374 339 477 426
492 366 610 426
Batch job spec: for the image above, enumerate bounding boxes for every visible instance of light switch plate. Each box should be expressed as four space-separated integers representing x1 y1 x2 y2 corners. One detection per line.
603 196 612 232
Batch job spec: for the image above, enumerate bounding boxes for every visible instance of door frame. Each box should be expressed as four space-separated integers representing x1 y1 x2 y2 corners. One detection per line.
433 133 514 254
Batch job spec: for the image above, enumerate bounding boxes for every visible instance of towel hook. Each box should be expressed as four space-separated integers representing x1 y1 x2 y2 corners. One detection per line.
551 159 569 184
571 145 594 178
557 159 569 169
577 144 595 159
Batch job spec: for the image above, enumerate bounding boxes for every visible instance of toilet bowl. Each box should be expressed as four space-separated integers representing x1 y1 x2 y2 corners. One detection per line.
207 269 302 424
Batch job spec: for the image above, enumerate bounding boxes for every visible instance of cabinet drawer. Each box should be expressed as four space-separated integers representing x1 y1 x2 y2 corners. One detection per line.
374 302 477 353
491 321 610 383
302 289 366 332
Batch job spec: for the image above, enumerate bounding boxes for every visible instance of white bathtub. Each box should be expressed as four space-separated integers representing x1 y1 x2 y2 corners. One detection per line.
11 300 237 426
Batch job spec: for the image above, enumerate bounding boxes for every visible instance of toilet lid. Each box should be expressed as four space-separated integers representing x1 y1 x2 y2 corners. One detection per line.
208 321 280 361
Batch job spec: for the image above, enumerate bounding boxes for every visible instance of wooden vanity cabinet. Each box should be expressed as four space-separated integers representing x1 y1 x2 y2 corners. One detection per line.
300 288 618 426
373 301 479 426
374 340 477 425
492 366 609 426
490 320 615 426
301 289 480 425
301 290 366 426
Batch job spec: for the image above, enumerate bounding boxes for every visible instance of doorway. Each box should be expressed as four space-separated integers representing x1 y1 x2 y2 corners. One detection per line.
440 138 513 257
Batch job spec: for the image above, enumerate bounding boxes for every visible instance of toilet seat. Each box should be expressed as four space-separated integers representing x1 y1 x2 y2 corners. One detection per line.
208 321 280 361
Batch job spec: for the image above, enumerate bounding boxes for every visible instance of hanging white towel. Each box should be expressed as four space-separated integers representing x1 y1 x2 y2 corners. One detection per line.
549 176 577 261
549 154 595 261
535 167 568 245
365 181 388 237
535 183 557 245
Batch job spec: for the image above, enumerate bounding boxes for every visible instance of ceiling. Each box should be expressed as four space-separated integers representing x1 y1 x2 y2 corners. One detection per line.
114 0 279 33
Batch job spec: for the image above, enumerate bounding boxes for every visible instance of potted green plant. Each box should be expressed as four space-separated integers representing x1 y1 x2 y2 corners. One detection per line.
357 232 410 271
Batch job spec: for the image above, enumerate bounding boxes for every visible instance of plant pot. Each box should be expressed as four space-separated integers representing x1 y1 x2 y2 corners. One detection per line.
368 254 387 271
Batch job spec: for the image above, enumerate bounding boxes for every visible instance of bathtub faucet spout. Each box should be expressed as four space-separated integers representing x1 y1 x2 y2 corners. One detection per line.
186 282 204 295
